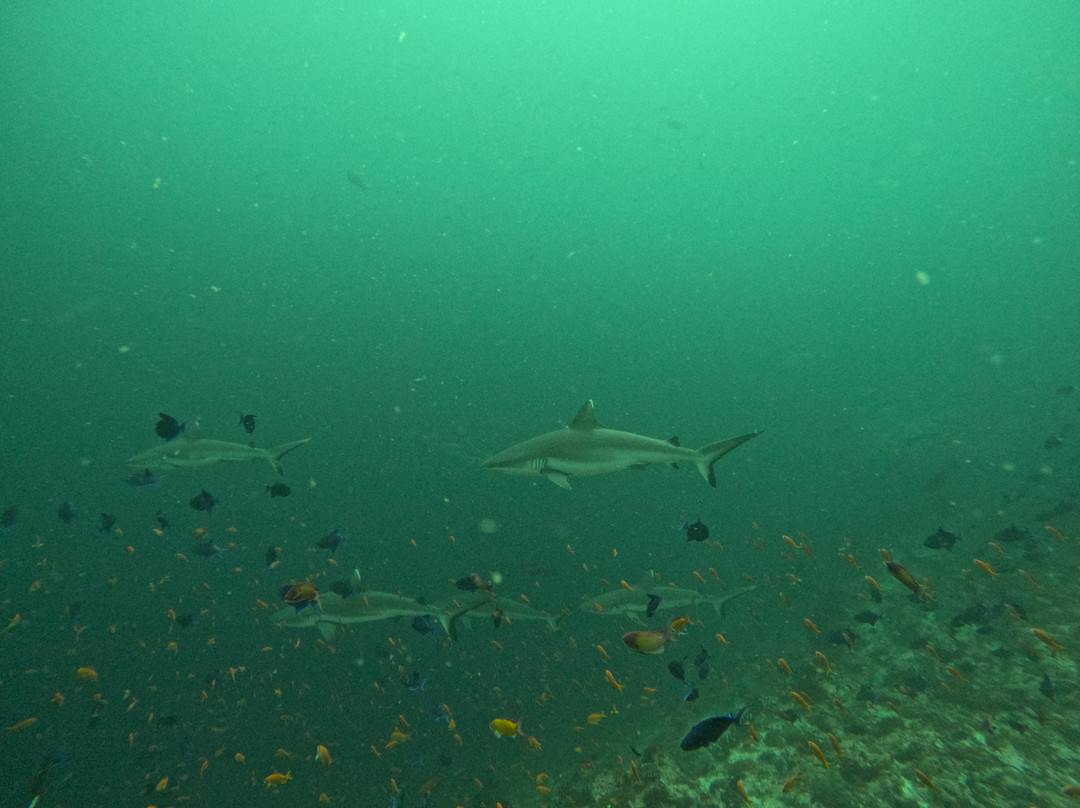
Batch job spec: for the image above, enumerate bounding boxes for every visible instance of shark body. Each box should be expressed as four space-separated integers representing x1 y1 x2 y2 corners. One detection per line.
483 401 760 488
273 590 450 642
126 436 310 475
581 574 756 623
272 589 560 641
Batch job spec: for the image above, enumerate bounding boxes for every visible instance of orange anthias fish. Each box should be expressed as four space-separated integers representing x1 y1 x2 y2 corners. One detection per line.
264 771 292 788
884 561 922 597
622 628 670 654
490 718 522 738
280 582 321 614
316 744 332 765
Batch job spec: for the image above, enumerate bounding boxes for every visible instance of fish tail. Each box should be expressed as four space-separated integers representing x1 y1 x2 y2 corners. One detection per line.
695 432 762 487
269 438 312 474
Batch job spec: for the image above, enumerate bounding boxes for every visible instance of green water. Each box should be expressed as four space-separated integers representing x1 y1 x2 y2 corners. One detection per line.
1 1 1077 806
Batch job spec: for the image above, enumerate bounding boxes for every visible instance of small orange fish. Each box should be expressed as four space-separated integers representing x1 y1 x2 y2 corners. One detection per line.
865 575 883 596
777 658 793 675
1033 628 1064 651
987 542 1006 555
586 712 606 725
537 785 551 795
235 753 246 763
264 771 292 788
736 779 751 804
605 669 624 692
808 741 829 768
490 718 521 738
715 632 728 645
815 651 832 674
946 665 964 681
620 580 633 591
669 615 691 634
51 692 64 706
75 666 98 681
884 560 922 596
914 769 940 793
631 759 642 782
803 618 820 635
5 717 38 733
316 744 332 765
1045 525 1065 539
973 559 997 576
692 570 707 583
782 774 803 793
790 690 812 710
833 696 846 712
828 733 843 757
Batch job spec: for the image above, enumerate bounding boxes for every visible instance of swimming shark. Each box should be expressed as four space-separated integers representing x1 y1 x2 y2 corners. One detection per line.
126 436 310 475
482 400 761 488
580 574 756 624
272 589 456 642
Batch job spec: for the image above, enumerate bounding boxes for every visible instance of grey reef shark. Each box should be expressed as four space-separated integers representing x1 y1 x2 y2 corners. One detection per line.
126 436 310 475
580 571 756 625
482 400 761 489
273 578 559 642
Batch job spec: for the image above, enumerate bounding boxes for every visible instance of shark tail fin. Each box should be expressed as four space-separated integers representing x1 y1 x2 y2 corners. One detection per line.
269 438 312 474
695 431 763 487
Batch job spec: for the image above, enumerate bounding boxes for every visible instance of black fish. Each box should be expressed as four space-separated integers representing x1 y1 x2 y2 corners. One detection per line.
680 708 746 751
317 530 347 550
923 527 960 550
400 670 426 691
492 609 505 629
58 501 77 524
646 593 663 618
667 660 686 681
155 413 186 441
328 579 355 598
266 482 291 498
155 511 170 530
265 546 278 567
854 610 881 625
683 687 700 702
174 613 195 629
1 505 18 528
66 601 82 619
238 413 256 434
692 646 709 666
98 513 116 533
698 663 710 680
126 469 159 487
189 490 218 514
1040 673 1055 700
454 576 480 592
678 519 710 543
412 614 437 634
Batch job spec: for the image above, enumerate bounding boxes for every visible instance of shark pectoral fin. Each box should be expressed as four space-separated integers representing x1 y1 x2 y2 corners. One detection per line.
437 614 451 635
696 431 763 487
545 614 561 632
316 622 337 642
544 470 572 489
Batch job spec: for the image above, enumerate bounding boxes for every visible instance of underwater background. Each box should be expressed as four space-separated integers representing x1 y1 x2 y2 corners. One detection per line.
1 0 1078 806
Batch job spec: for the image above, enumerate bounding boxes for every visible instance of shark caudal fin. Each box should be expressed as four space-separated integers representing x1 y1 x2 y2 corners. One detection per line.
270 438 312 474
695 431 762 487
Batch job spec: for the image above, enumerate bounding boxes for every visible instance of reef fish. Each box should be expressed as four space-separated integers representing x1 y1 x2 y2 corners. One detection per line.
923 527 960 550
680 708 747 751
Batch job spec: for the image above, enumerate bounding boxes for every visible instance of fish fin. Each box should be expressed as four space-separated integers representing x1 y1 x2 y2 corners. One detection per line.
695 431 762 487
544 470 572 489
269 438 312 475
568 400 603 430
316 622 337 642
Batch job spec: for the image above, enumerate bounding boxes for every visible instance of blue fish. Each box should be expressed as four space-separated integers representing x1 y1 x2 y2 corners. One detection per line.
680 707 746 751
189 489 219 515
1 505 17 529
645 593 663 618
57 501 77 524
683 687 700 702
412 614 437 634
677 519 710 543
155 413 186 441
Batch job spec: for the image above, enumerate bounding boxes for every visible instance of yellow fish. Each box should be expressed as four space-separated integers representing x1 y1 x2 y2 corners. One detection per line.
316 744 332 766
264 771 292 788
489 718 521 738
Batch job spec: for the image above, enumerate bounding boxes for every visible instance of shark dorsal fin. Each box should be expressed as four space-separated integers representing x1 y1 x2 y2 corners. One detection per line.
569 400 604 430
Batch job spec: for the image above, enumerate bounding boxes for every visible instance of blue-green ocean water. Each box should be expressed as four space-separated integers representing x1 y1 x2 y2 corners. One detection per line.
1 2 1078 806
